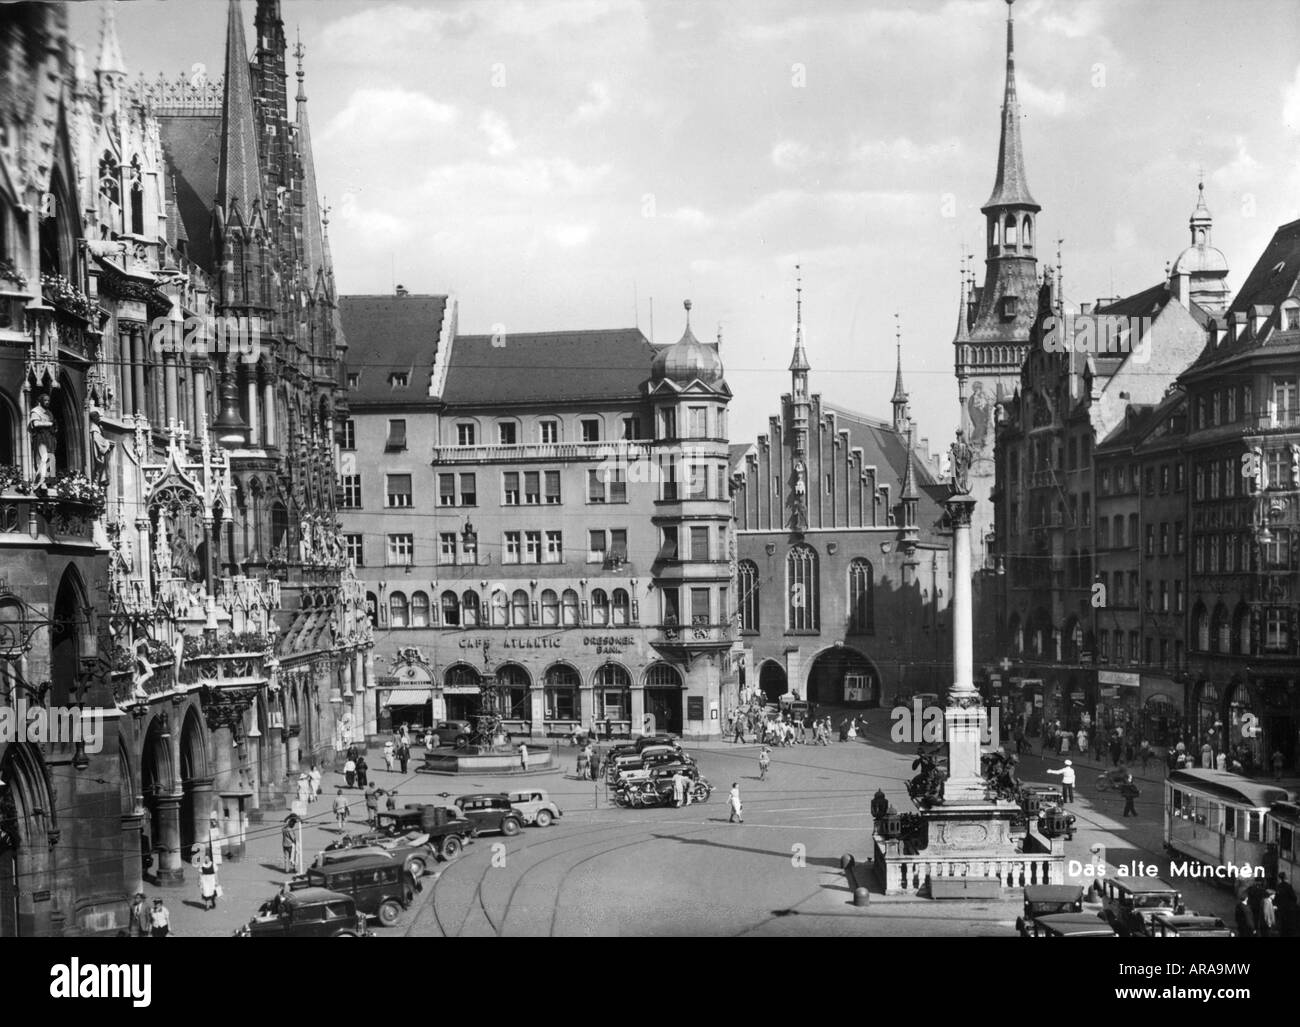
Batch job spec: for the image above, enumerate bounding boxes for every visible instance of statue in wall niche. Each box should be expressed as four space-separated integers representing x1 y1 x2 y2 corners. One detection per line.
299 516 315 565
89 408 114 487
172 527 201 583
29 392 57 486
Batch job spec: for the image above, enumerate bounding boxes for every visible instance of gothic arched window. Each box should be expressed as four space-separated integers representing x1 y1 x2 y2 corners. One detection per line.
787 544 819 632
848 558 873 633
737 560 759 633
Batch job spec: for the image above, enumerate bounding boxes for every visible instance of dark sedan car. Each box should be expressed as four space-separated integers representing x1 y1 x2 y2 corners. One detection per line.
454 794 525 836
237 887 371 937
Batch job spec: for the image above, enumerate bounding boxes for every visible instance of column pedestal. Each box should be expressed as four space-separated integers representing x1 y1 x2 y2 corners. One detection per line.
153 796 185 887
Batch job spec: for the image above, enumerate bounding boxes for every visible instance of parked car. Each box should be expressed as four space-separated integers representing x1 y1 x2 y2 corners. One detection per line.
507 789 563 827
1020 912 1117 938
616 754 698 787
635 733 680 753
236 887 371 938
1099 876 1185 937
374 804 477 861
454 794 526 836
1149 914 1233 938
318 830 439 877
1015 885 1086 935
295 855 419 927
430 720 473 749
607 746 682 783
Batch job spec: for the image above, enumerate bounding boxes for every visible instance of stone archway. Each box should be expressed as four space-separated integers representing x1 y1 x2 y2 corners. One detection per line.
139 713 181 885
806 646 881 708
51 566 88 709
758 660 787 704
179 706 211 862
0 742 55 936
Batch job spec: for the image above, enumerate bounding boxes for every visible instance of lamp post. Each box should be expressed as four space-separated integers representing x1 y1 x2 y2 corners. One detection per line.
212 359 248 446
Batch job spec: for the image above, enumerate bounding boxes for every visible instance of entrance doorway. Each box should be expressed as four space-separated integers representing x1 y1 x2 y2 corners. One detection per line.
645 664 683 735
807 647 879 707
759 661 787 704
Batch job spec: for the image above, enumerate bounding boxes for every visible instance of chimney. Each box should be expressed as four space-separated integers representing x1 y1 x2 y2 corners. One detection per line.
396 284 409 297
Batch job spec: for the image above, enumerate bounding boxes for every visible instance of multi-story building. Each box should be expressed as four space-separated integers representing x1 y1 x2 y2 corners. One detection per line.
0 4 123 937
1093 393 1189 746
339 294 734 740
0 0 368 935
993 189 1218 736
731 284 951 708
1180 217 1300 772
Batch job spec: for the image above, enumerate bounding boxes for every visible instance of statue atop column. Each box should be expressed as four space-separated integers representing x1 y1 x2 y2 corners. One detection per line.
28 392 57 486
949 430 973 497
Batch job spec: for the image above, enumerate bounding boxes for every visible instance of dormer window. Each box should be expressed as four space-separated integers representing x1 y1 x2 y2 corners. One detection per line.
1001 295 1018 321
389 372 409 389
1283 299 1300 331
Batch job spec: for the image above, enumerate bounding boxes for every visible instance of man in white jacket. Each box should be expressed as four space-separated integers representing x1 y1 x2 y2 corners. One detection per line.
728 783 743 823
1046 759 1076 803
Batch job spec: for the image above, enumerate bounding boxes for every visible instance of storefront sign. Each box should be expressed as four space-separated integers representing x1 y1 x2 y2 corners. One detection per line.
1098 670 1140 688
583 635 635 654
443 685 479 695
687 697 704 721
458 637 561 650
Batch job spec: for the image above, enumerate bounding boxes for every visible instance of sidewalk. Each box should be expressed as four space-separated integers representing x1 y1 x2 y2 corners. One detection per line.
138 744 428 938
1020 741 1300 795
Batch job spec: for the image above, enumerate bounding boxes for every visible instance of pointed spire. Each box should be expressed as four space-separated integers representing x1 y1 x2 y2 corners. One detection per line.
1189 174 1212 242
954 255 971 342
901 430 919 502
891 313 907 404
296 33 327 287
217 0 263 225
95 0 127 77
789 264 810 372
983 0 1038 211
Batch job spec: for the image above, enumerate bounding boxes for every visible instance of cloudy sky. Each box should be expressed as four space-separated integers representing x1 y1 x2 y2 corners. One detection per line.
76 0 1300 454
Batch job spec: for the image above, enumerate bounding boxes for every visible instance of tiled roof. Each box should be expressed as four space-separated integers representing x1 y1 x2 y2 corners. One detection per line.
1228 218 1300 315
158 115 220 271
440 328 656 406
337 295 449 406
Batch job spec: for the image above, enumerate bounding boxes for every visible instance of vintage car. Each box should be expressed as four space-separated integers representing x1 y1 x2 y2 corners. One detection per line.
296 855 419 927
318 830 440 877
1149 914 1233 938
634 733 681 753
507 789 563 827
1015 885 1086 935
1021 912 1118 938
607 745 682 781
616 766 712 807
1099 876 1185 937
429 720 474 749
236 887 371 938
454 794 526 836
373 804 477 861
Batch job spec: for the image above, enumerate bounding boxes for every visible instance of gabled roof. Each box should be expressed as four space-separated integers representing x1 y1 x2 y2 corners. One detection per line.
441 328 656 406
337 295 449 406
158 116 220 271
1228 217 1300 315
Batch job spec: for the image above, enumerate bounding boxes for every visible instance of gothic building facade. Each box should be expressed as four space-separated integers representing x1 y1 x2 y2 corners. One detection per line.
0 0 368 935
731 281 951 708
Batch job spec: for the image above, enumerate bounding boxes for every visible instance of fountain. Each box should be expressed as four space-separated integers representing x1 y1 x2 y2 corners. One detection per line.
417 677 556 776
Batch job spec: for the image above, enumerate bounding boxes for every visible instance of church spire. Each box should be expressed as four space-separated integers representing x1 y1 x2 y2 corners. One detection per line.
95 0 127 79
1189 175 1212 245
788 263 810 373
983 0 1038 212
217 0 263 226
892 313 911 435
296 32 326 291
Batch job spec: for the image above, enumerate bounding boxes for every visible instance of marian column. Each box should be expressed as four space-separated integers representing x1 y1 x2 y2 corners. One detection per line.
943 430 989 803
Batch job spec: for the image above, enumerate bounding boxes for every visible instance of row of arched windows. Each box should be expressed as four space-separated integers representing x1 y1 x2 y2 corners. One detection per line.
736 550 874 635
377 587 633 629
441 660 677 691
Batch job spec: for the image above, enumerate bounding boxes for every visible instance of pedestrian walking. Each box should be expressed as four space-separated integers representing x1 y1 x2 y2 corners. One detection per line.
398 743 410 774
1139 740 1151 772
1261 889 1278 937
1119 774 1140 817
1275 872 1297 937
128 892 150 938
1235 897 1256 938
672 772 687 808
520 744 529 772
1216 751 1228 772
1200 742 1213 770
206 813 223 865
364 783 379 828
296 772 311 807
732 714 745 744
1046 760 1076 803
355 755 369 787
149 898 171 938
576 746 589 779
198 855 219 910
308 761 322 801
282 815 299 872
343 756 356 788
839 718 850 743
386 789 398 811
383 740 395 773
727 783 743 823
1273 750 1286 782
332 788 348 830
758 746 771 781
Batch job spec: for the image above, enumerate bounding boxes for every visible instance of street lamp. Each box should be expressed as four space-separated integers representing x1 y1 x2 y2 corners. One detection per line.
212 362 248 445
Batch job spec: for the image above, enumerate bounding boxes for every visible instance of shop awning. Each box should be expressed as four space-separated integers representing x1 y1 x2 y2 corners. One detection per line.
384 688 434 707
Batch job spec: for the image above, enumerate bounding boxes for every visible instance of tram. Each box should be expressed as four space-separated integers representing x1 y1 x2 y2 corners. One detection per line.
1163 769 1289 892
1264 800 1300 885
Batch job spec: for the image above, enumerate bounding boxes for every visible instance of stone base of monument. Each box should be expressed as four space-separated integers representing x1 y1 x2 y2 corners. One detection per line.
873 801 1065 897
416 747 558 776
